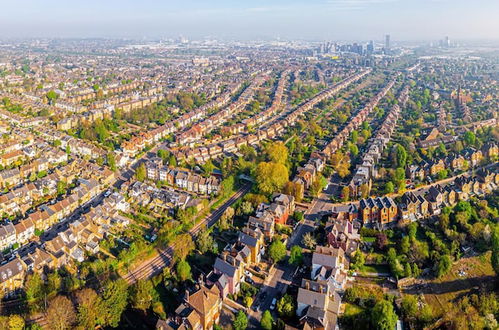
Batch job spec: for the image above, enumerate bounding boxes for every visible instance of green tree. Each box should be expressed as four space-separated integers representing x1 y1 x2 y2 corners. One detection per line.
393 144 408 168
371 300 397 330
463 131 476 146
268 239 286 263
176 260 192 282
255 162 289 195
384 182 394 194
265 142 288 164
202 159 215 177
260 310 274 330
233 310 248 330
490 226 499 276
289 245 303 266
401 295 418 319
135 163 147 182
130 280 155 312
101 279 129 327
277 294 295 318
106 153 116 171
437 254 452 278
196 230 216 254
46 90 59 105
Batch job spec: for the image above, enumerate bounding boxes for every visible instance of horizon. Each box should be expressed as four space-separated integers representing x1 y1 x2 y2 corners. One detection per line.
1 0 499 41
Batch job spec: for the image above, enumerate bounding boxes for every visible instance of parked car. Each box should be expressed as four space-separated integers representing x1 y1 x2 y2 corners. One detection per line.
270 298 277 310
244 270 253 278
245 277 255 285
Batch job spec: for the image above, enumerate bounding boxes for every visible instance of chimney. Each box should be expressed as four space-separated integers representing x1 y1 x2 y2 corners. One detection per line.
184 290 189 303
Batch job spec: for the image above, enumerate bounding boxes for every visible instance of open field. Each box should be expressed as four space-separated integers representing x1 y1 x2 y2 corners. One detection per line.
401 252 497 316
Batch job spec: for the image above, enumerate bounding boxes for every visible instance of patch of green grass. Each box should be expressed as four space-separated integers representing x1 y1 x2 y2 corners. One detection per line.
362 236 376 243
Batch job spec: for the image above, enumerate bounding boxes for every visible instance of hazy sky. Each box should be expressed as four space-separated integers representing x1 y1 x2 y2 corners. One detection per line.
1 0 498 41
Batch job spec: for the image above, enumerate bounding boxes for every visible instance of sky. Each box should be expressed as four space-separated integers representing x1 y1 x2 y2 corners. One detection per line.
1 0 498 41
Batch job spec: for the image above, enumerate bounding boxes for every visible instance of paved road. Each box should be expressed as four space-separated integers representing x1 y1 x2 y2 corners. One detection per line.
123 184 251 284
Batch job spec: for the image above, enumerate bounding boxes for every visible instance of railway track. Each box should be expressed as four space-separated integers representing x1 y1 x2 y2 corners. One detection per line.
123 184 251 284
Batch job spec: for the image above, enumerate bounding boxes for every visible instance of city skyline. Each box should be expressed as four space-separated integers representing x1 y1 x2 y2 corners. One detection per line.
1 0 499 41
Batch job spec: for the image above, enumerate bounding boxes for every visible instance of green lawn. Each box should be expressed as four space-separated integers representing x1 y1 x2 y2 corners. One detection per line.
362 236 376 243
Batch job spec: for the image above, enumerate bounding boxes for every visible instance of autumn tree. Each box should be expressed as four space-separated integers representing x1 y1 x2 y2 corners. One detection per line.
173 233 195 261
46 295 76 330
265 141 288 164
8 315 25 330
75 288 103 329
255 162 289 195
341 186 350 202
302 232 317 250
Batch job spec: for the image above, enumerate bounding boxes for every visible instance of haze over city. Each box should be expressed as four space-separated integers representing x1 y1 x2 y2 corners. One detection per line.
0 1 498 330
1 0 499 40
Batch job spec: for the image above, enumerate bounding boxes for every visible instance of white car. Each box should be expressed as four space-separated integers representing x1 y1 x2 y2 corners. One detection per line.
270 298 277 310
244 270 253 278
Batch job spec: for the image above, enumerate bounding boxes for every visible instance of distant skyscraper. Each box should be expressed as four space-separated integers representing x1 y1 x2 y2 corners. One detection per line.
445 36 450 47
385 34 390 50
367 40 374 54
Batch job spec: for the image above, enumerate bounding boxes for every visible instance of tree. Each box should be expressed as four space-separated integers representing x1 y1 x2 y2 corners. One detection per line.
268 239 286 263
46 295 76 330
371 300 397 330
233 310 248 330
401 295 418 319
196 230 216 254
289 245 303 266
265 142 288 164
491 226 499 276
173 233 195 261
375 233 388 250
202 159 215 177
277 294 295 318
463 131 476 146
393 144 408 168
101 279 129 327
46 90 59 105
341 186 350 202
130 279 155 312
437 254 452 278
8 315 25 330
135 163 146 182
384 182 394 194
255 162 289 195
350 248 365 271
244 296 253 308
176 260 192 282
106 153 116 171
25 272 44 303
261 310 274 330
359 183 370 198
75 288 103 329
302 232 316 250
404 263 413 277
218 206 234 230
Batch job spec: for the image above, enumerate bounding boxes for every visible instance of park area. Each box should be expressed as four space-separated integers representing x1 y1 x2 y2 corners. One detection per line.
401 252 497 317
